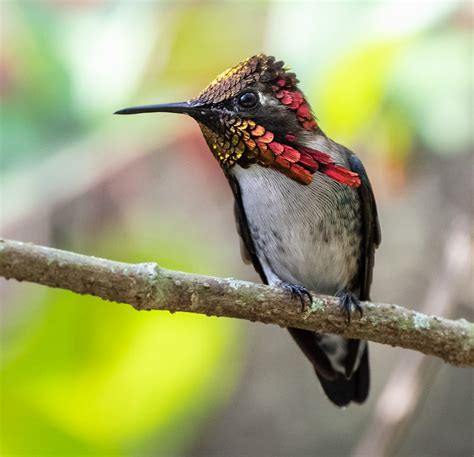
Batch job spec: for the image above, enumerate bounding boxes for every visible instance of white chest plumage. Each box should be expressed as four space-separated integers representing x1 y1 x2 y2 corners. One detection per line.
231 164 362 295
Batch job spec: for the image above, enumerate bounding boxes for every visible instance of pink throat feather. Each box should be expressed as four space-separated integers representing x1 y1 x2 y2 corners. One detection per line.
243 123 361 187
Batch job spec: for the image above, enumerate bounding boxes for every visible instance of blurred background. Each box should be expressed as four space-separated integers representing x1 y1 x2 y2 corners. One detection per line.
0 1 472 456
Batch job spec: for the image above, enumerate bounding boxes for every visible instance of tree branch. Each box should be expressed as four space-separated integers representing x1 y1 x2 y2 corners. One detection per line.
1 238 472 367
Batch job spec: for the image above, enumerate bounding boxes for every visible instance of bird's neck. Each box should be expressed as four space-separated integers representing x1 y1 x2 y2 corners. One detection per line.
298 128 329 151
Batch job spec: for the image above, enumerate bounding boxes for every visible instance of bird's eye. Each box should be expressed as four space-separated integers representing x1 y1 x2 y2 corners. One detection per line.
238 91 259 109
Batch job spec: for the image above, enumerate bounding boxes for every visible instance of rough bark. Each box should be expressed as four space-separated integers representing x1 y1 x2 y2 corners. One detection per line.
0 238 472 367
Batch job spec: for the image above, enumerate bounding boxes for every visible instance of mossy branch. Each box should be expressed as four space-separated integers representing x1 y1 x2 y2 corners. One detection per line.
0 238 472 367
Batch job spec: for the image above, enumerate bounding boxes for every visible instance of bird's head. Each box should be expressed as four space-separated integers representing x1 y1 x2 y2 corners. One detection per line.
116 54 360 187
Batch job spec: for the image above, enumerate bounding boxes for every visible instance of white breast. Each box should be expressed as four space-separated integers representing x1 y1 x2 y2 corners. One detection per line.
231 164 361 295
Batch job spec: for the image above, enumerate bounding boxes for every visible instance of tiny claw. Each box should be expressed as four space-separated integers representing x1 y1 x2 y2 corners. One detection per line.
336 290 363 324
281 282 313 311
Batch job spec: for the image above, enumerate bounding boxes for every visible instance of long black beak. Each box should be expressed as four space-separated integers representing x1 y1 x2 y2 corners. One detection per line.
114 101 202 116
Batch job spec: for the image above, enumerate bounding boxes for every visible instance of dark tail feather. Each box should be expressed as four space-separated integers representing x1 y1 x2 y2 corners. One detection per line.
288 327 337 380
288 328 370 407
315 345 369 407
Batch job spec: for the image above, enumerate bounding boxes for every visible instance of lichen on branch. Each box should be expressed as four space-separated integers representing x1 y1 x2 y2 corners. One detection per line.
0 238 472 367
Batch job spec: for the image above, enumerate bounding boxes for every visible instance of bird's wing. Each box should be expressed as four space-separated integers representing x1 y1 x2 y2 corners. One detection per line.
226 173 268 283
346 150 381 300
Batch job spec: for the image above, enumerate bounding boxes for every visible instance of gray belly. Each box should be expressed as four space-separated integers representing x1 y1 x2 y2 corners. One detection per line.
232 165 362 294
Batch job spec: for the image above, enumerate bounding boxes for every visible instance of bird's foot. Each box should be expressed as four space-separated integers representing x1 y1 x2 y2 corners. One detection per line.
280 282 312 312
336 289 363 324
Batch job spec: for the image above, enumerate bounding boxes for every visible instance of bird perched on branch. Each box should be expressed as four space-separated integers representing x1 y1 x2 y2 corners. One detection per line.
116 54 381 406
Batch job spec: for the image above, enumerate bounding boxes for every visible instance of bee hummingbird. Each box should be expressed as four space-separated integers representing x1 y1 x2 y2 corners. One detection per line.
116 54 381 406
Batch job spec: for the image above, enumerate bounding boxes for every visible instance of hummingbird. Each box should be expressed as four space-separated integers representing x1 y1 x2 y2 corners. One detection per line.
116 54 381 407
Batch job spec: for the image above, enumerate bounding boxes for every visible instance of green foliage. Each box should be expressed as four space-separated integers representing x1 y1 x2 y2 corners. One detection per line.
1 1 471 455
1 3 84 170
314 28 472 160
146 3 267 94
318 40 407 148
388 29 472 155
1 230 241 456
